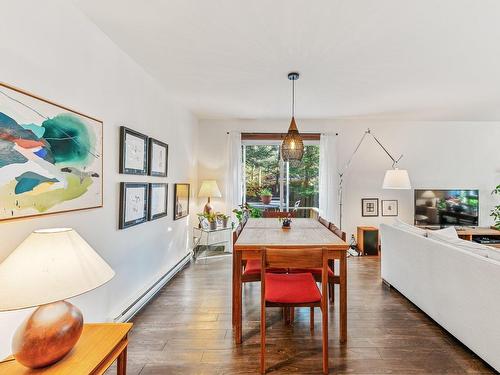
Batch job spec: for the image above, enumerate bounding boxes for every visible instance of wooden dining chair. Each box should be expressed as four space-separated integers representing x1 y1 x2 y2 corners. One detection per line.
318 216 329 228
329 223 346 241
262 210 296 218
260 247 330 374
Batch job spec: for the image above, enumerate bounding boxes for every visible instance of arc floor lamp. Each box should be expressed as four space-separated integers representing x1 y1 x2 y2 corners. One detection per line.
338 128 411 230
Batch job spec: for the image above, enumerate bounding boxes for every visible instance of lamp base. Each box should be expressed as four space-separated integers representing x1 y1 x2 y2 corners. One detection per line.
203 200 214 215
12 300 83 368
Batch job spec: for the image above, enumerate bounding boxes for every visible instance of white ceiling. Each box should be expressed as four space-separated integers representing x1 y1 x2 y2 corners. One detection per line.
76 0 500 120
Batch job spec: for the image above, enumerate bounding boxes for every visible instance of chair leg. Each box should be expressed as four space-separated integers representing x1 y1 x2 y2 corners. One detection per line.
329 283 334 303
310 307 314 332
261 307 266 374
290 307 295 323
322 306 329 374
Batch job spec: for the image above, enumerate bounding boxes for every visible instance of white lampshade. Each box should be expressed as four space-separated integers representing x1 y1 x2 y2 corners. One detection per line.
421 190 436 199
198 180 222 198
382 169 411 189
0 228 115 311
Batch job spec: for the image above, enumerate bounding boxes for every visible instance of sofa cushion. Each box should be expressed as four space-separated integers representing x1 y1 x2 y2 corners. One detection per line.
428 231 490 257
428 226 459 239
393 218 427 236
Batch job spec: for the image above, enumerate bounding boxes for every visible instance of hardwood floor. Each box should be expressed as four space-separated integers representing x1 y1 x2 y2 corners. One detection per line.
109 256 495 374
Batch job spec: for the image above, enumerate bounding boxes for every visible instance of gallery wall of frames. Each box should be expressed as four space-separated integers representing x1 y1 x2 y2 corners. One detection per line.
119 126 189 229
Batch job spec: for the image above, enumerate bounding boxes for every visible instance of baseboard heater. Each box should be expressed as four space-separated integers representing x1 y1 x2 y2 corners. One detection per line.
113 251 193 323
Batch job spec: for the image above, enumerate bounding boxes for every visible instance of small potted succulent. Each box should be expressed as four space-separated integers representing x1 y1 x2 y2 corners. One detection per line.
217 213 230 228
280 212 293 229
260 189 273 205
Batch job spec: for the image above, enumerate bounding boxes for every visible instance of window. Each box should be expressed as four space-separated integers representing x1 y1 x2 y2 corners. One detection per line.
242 138 319 216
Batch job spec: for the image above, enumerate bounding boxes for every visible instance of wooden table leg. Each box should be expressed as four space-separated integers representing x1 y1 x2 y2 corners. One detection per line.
339 253 347 344
117 343 127 375
233 251 243 344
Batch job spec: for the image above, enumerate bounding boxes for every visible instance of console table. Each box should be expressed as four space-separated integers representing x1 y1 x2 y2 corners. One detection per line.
456 227 500 248
0 323 132 374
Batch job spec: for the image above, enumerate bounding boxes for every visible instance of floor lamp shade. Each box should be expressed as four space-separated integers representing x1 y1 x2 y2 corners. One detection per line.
382 169 411 189
0 228 115 311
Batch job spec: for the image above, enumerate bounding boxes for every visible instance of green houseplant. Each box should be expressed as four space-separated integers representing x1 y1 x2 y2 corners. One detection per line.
491 184 500 229
232 203 262 222
198 212 218 230
260 188 272 205
217 213 230 228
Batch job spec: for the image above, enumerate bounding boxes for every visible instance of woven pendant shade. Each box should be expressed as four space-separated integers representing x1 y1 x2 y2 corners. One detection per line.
281 116 304 161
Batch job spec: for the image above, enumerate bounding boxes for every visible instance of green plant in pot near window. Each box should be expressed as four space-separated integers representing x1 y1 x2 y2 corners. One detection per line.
198 212 218 230
491 184 500 230
260 188 273 205
217 213 230 228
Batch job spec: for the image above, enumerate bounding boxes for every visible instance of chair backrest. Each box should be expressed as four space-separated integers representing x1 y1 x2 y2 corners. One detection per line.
327 222 346 241
232 223 243 245
318 216 329 228
262 247 326 269
263 210 296 218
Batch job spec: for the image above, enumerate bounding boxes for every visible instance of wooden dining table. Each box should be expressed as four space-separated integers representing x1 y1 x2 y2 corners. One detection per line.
232 218 349 344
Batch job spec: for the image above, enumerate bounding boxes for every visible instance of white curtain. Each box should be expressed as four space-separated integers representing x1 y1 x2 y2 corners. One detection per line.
319 133 339 223
225 131 243 216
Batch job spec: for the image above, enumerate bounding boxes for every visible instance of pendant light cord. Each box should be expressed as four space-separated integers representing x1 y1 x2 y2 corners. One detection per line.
291 78 295 117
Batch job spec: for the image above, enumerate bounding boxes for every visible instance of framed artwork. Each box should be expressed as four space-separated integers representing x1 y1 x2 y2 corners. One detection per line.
382 200 398 217
148 183 168 221
119 182 148 229
361 198 379 217
0 82 103 221
148 138 168 177
174 183 190 220
119 126 148 175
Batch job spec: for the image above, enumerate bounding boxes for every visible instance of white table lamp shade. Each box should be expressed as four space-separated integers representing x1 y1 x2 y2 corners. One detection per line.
198 180 222 198
421 190 436 199
382 169 411 189
0 228 115 311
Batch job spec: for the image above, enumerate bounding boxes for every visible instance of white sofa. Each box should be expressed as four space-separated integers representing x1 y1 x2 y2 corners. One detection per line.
380 223 500 372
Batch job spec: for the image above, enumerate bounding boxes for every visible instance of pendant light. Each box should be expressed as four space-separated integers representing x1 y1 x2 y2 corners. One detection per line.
281 72 304 161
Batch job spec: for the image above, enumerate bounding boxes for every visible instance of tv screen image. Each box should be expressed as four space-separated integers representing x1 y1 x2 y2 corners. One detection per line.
414 189 479 227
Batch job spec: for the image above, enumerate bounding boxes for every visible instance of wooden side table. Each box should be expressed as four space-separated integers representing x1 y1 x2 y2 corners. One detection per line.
0 323 132 375
357 226 380 255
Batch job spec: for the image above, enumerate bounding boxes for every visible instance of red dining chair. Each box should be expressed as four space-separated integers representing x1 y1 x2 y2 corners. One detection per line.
259 247 330 375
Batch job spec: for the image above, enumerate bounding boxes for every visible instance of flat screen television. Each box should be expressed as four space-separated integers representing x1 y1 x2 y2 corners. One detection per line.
414 189 479 227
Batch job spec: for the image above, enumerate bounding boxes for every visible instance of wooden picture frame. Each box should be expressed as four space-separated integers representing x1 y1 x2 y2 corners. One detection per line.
361 198 379 217
119 182 148 229
148 138 168 177
148 183 168 221
382 200 398 217
0 82 103 221
119 126 148 175
174 183 190 220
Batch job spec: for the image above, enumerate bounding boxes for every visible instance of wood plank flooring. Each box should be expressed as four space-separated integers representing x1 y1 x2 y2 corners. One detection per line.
109 256 495 374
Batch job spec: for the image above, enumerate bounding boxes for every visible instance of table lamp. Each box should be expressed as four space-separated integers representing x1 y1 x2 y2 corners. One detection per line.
0 228 115 369
198 180 222 214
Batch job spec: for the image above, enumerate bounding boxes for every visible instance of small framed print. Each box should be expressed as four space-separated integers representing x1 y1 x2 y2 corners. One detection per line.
119 182 148 229
148 183 168 221
119 126 148 175
148 138 168 177
382 200 398 217
362 198 379 217
174 183 190 220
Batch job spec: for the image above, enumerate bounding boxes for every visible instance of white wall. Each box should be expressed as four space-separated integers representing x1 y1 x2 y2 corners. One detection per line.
198 119 500 238
0 1 198 357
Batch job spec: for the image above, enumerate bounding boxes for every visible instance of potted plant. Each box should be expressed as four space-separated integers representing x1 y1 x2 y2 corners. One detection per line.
491 184 500 229
232 203 262 222
260 189 272 205
197 212 218 230
217 213 230 228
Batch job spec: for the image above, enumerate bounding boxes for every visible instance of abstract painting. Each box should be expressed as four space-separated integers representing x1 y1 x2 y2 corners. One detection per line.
119 182 148 229
361 198 379 217
119 126 148 175
148 138 168 177
174 183 190 220
0 83 103 221
148 183 168 221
